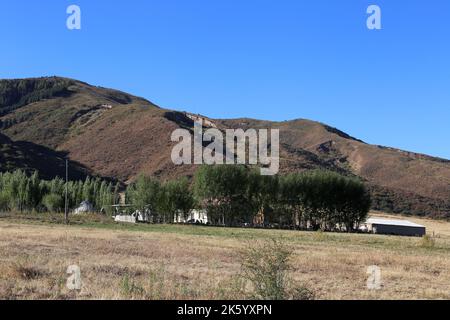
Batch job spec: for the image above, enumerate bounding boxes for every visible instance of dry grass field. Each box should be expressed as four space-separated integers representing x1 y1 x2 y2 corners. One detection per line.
0 211 449 300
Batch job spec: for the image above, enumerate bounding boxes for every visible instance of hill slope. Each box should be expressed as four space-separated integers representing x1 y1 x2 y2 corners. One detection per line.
0 132 89 180
0 77 449 217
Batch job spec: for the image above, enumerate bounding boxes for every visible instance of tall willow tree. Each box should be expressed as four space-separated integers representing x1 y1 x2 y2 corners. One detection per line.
126 174 161 216
193 165 258 226
159 178 194 223
277 170 371 231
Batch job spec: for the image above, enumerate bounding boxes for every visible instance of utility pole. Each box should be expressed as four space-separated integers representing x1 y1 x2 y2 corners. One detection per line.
65 159 69 224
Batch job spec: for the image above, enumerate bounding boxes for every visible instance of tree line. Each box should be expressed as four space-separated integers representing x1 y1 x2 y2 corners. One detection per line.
192 165 371 232
126 176 194 223
125 165 371 232
0 166 371 232
0 78 73 116
0 170 120 213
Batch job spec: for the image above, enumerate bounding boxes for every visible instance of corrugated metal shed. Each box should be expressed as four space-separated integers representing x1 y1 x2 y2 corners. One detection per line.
365 218 426 237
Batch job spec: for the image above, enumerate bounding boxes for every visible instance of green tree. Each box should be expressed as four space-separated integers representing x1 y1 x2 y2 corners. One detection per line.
42 193 63 212
126 174 161 219
159 178 194 223
193 165 256 226
247 171 279 226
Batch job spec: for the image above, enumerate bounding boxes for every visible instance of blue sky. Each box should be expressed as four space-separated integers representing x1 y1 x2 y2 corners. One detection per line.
1 0 449 159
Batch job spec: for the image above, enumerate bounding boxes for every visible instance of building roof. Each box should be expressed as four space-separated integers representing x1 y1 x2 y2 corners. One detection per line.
366 218 425 228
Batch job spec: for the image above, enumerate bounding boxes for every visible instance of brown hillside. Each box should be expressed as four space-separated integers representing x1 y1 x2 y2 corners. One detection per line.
0 77 449 217
0 133 89 180
219 118 450 217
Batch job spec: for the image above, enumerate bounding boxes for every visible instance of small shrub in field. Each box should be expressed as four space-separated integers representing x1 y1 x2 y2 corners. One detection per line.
291 286 316 300
239 239 314 300
118 264 207 300
15 265 43 280
146 265 167 299
312 230 329 242
420 235 436 249
120 274 145 299
0 258 44 281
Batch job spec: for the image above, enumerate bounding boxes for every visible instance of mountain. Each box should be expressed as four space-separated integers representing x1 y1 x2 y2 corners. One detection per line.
0 132 89 180
1 77 449 218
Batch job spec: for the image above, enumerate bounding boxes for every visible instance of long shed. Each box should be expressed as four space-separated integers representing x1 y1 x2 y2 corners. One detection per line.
365 218 426 237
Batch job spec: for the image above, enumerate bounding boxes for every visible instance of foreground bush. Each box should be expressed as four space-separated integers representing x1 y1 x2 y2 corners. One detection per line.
239 239 315 300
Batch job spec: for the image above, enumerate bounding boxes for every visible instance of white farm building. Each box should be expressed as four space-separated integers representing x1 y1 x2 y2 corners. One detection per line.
174 210 208 225
363 218 426 237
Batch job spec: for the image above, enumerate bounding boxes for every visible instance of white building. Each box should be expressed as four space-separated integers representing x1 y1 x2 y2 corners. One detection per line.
174 209 208 224
113 209 151 224
362 218 426 237
73 201 95 215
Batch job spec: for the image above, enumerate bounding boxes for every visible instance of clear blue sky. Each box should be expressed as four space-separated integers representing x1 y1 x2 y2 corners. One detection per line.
1 0 449 159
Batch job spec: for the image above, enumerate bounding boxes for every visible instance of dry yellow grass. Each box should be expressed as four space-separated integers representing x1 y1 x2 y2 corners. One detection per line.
0 211 449 300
